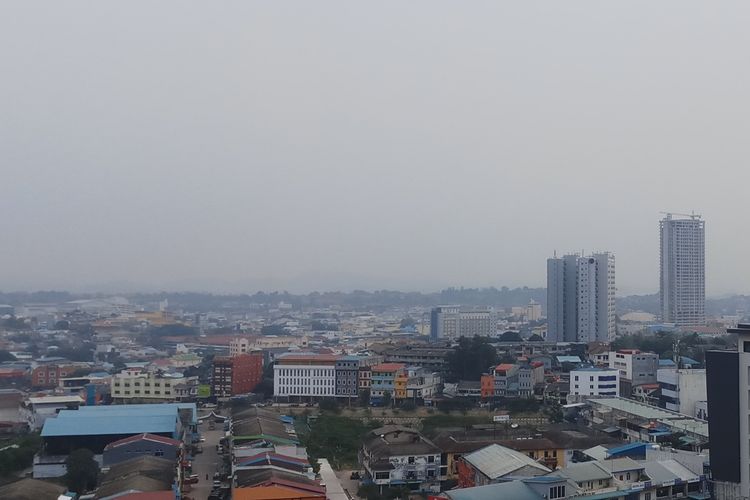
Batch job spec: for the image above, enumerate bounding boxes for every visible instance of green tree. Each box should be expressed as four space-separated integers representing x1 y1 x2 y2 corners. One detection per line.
319 397 340 413
358 388 370 407
499 331 522 342
382 390 392 408
65 449 99 493
303 415 379 469
446 336 500 382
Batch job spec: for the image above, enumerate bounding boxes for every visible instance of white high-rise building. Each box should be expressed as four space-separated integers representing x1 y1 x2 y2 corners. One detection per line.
547 252 615 343
660 213 705 326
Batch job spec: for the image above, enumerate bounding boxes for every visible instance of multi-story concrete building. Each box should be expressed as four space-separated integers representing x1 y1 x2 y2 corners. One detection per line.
370 363 406 404
660 213 705 326
526 300 542 322
706 323 750 499
547 252 615 343
385 347 451 373
32 360 89 389
430 306 494 342
111 369 198 403
212 351 264 398
273 353 337 399
567 367 619 403
335 356 359 399
403 367 441 401
430 306 460 341
657 368 707 417
608 349 658 396
230 337 253 356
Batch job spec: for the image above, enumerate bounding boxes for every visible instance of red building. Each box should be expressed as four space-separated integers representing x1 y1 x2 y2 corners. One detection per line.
32 362 83 389
212 351 263 397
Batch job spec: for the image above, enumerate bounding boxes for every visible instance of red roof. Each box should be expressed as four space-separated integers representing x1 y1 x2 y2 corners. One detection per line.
104 433 181 451
256 478 326 495
371 363 406 372
495 363 516 372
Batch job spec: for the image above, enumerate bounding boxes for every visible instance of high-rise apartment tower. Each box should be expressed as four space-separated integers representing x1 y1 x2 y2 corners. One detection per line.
547 252 615 343
659 213 705 326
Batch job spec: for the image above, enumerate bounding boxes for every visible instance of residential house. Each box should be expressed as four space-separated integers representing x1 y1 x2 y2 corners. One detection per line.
360 425 442 493
457 444 551 488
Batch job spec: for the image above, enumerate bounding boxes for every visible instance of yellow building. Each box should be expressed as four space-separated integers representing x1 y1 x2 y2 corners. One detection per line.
394 373 408 399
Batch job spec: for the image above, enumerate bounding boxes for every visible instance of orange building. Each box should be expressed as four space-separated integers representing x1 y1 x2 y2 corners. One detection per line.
480 374 495 399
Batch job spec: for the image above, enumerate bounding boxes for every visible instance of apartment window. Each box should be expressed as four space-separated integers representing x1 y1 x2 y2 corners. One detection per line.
626 472 631 480
375 472 390 480
428 456 435 463
644 493 652 500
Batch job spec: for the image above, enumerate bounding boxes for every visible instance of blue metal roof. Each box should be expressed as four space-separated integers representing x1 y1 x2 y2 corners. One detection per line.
76 403 197 423
42 414 178 437
606 442 649 457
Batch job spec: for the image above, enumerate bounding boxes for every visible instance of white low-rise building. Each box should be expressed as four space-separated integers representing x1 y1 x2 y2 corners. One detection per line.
568 367 619 403
273 354 337 398
657 368 707 418
22 395 83 430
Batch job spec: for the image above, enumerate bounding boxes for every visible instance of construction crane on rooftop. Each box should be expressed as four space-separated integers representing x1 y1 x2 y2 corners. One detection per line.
660 211 702 220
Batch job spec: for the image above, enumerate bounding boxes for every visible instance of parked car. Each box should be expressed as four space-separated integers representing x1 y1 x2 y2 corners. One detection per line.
185 475 199 484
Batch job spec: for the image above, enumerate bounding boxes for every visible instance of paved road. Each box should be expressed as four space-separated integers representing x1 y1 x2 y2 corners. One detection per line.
335 468 362 500
187 424 223 500
318 459 349 500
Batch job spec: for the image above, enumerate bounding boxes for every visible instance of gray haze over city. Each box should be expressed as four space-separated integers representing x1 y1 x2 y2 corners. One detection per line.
2 1 749 295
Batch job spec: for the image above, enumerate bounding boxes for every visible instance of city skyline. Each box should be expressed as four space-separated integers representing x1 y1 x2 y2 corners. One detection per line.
3 2 750 295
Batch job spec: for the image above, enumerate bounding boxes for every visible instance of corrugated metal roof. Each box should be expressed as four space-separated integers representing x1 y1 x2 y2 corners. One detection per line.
558 462 612 483
42 414 177 437
77 402 197 423
653 459 700 483
28 396 83 405
446 481 543 500
464 444 550 479
606 442 649 456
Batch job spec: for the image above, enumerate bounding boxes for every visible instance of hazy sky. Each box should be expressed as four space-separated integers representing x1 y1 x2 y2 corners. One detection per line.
2 2 749 295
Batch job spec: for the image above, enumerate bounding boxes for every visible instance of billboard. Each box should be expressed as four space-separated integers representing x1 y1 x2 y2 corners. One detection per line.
197 384 211 398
